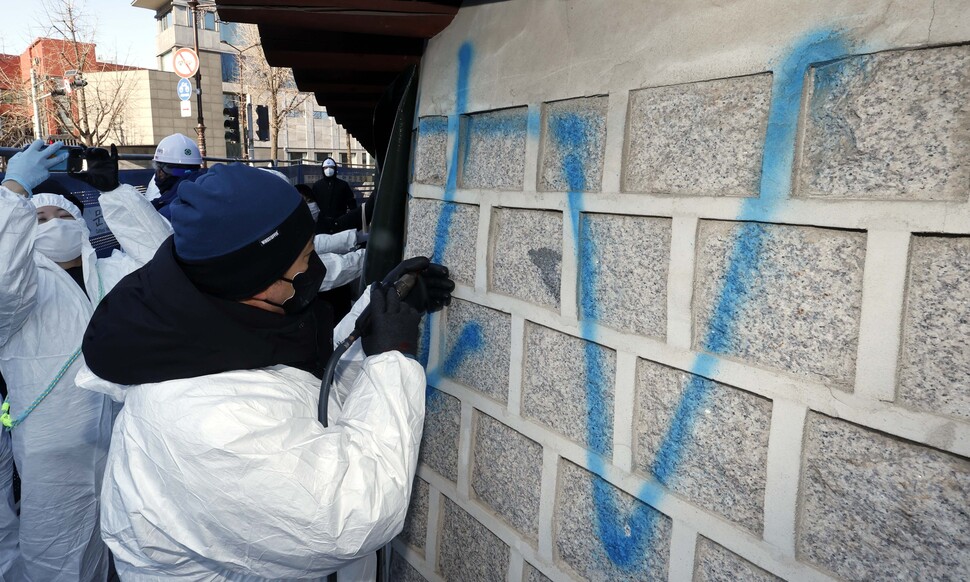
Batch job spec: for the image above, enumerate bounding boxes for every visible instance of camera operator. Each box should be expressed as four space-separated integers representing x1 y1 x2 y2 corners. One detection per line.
0 140 172 581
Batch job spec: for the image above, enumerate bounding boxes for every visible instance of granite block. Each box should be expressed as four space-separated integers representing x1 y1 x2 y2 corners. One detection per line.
459 107 528 191
522 323 615 456
414 116 448 186
471 412 542 538
405 198 479 287
489 208 563 309
634 359 770 534
623 74 771 197
391 551 428 582
538 96 609 192
798 45 970 201
693 221 866 388
798 413 970 580
579 213 671 338
898 235 970 419
524 563 552 582
419 389 461 483
443 300 511 404
694 537 782 582
555 459 671 581
438 496 510 582
399 477 429 552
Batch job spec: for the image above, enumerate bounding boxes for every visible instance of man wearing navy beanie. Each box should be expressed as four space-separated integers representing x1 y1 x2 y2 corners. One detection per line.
77 163 454 581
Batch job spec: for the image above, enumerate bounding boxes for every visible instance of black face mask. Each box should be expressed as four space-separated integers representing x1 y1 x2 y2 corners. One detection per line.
156 171 181 194
264 252 326 315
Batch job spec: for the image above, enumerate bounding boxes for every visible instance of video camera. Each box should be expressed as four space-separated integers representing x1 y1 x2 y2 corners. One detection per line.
39 144 87 173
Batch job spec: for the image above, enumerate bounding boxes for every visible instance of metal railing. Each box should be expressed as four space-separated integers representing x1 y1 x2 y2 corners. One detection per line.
0 149 377 194
0 148 379 256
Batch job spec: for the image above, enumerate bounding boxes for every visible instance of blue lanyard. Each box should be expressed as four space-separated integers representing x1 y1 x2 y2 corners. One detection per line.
1 264 104 431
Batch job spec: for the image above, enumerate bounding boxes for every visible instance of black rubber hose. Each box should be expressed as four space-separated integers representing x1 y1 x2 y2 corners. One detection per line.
318 274 417 427
318 327 362 428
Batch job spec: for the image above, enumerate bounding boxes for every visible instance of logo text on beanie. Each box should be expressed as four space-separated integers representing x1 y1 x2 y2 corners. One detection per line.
261 231 280 245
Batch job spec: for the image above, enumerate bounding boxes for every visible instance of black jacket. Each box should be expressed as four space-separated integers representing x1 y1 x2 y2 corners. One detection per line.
82 237 332 385
311 176 356 232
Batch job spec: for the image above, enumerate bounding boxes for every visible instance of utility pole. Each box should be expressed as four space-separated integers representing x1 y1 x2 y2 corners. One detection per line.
188 0 208 162
29 66 41 140
345 128 352 165
246 95 255 160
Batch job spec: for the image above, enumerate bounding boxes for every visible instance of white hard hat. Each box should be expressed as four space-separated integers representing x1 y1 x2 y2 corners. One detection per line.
154 133 203 165
322 158 336 168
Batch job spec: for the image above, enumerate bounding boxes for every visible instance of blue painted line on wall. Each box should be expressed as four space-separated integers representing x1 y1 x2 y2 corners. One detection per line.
528 107 542 138
556 29 853 570
551 108 660 568
421 42 481 407
649 29 852 493
418 117 449 135
442 322 485 378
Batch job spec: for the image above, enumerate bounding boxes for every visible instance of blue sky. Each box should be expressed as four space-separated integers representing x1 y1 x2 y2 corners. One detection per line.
0 0 158 69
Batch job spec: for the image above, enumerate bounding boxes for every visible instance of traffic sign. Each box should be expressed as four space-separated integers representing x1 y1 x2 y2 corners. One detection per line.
177 78 192 101
172 47 200 79
180 100 192 118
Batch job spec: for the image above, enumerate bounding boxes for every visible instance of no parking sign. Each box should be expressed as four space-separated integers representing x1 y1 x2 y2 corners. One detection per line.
172 48 200 79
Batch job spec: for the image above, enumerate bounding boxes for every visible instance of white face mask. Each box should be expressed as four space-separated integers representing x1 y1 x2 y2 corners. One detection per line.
145 177 161 201
323 168 336 178
34 218 85 263
307 202 320 222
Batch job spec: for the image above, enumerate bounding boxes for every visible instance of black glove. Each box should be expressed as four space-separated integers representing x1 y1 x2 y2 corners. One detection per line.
381 256 455 314
361 283 421 357
74 144 120 192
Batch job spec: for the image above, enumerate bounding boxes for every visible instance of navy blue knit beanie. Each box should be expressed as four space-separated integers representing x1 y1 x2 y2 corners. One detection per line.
170 163 314 299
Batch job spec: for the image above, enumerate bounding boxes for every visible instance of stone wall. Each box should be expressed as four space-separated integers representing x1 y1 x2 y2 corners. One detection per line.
394 1 970 580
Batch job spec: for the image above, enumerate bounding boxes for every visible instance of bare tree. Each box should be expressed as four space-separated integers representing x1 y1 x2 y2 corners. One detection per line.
0 61 35 147
233 23 308 160
37 0 136 146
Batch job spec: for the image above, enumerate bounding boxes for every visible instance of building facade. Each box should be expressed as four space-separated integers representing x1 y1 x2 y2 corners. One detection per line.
132 0 372 165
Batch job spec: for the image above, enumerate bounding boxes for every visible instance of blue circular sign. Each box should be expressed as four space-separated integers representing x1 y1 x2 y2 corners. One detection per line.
177 78 192 101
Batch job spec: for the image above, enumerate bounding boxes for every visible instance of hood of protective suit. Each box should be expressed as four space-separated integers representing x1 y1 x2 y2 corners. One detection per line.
30 192 97 267
82 237 332 385
144 177 161 201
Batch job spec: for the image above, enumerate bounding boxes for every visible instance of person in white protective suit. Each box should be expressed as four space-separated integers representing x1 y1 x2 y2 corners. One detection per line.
0 140 175 581
76 163 454 581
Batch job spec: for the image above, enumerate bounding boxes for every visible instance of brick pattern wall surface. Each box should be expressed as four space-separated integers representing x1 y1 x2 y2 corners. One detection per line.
395 32 970 582
694 537 784 582
405 199 479 287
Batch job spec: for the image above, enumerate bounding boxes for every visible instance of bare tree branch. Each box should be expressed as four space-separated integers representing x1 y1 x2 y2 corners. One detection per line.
28 0 136 146
233 23 310 160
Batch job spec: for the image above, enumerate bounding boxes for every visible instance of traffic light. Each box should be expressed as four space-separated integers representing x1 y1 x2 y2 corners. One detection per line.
50 76 88 96
223 106 240 143
255 105 269 141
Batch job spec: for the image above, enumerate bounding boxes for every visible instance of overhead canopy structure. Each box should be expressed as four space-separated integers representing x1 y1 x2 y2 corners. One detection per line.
213 1 464 154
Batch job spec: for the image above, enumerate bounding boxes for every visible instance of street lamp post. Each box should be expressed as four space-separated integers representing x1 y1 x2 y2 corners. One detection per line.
188 0 207 163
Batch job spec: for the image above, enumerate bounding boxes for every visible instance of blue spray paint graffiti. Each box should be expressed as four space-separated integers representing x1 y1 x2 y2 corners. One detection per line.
558 29 852 570
421 43 485 408
551 108 660 567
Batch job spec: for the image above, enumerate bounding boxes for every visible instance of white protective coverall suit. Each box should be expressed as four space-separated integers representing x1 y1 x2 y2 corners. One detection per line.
75 291 426 581
0 183 173 581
